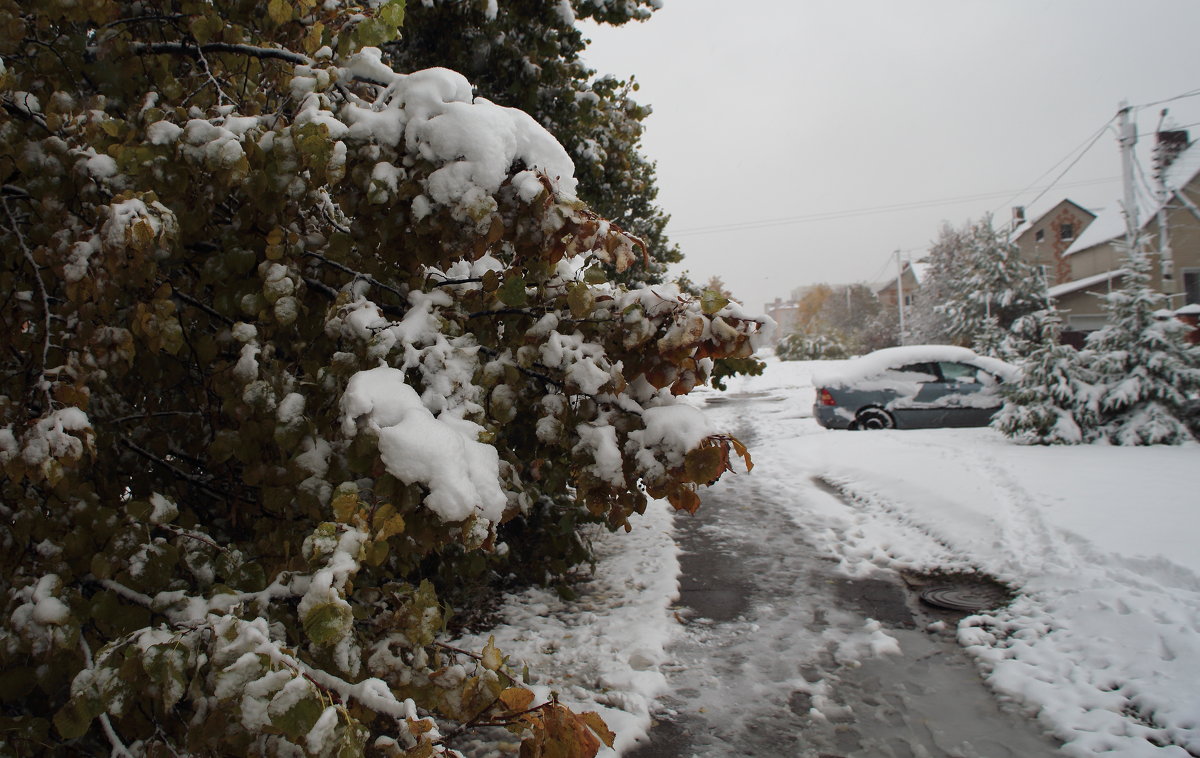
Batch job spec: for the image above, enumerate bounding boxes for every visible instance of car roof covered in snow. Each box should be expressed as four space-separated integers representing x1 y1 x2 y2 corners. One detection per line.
811 345 1017 387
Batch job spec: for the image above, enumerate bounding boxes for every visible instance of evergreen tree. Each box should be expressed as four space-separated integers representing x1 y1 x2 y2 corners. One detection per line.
1086 246 1200 445
385 0 680 285
911 216 1047 348
992 310 1099 445
0 3 767 754
908 223 968 344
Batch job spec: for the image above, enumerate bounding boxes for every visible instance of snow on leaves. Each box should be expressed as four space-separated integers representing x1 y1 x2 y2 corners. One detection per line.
0 2 767 756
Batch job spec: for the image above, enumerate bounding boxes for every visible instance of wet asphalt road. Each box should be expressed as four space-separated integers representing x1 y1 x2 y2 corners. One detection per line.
624 393 1062 758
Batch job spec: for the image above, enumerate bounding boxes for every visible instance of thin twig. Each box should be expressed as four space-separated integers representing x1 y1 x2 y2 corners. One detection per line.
154 522 228 553
111 411 204 425
433 641 483 660
167 285 235 326
467 308 542 320
97 578 154 608
104 13 189 28
131 41 311 66
3 195 53 408
119 438 228 500
302 250 407 300
79 638 134 758
191 43 237 107
428 276 485 288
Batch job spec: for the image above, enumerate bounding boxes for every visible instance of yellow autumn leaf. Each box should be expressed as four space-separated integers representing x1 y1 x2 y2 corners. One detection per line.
331 491 359 523
481 636 503 671
498 687 535 713
375 513 405 541
268 0 292 25
579 711 615 749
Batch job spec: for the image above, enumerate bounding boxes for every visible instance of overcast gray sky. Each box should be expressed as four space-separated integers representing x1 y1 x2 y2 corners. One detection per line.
580 0 1200 310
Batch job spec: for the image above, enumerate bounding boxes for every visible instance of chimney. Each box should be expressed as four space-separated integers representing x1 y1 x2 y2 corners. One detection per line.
1153 129 1190 181
1012 205 1026 229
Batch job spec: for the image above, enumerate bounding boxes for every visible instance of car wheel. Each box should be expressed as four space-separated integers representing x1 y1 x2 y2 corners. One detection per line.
855 407 895 430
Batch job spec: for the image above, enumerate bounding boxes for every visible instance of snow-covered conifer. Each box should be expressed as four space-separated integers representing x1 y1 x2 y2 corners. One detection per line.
1085 245 1200 445
912 216 1047 349
992 310 1099 444
909 222 968 344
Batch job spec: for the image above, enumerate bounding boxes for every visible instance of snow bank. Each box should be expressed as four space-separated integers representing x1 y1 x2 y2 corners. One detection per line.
452 499 680 755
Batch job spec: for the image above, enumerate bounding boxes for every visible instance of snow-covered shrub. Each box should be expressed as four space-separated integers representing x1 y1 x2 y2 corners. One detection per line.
776 332 850 361
0 3 765 755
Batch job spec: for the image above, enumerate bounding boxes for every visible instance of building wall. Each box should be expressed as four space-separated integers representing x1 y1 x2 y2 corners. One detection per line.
1054 287 1113 332
762 299 800 341
1054 189 1200 334
1012 201 1096 286
1065 198 1200 311
875 266 919 309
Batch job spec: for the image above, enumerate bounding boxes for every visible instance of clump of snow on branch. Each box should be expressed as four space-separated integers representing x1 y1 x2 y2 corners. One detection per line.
334 50 578 211
340 366 508 523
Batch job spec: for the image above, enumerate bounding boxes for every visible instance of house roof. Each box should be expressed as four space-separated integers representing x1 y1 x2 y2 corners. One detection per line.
874 260 928 295
1007 199 1097 245
1064 136 1200 257
1047 268 1125 299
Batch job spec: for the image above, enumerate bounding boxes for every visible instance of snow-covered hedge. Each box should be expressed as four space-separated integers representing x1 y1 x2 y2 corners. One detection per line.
0 3 765 755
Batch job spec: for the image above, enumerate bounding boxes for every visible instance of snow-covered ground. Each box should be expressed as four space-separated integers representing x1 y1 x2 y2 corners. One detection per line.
455 354 1200 757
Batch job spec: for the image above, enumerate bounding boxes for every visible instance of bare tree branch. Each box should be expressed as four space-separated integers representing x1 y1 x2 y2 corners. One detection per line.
2 195 54 409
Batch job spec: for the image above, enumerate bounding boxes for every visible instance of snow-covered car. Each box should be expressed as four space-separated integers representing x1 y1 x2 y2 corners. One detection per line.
812 345 1017 430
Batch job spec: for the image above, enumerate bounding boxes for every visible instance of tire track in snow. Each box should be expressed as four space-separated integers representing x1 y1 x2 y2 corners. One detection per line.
629 392 1062 757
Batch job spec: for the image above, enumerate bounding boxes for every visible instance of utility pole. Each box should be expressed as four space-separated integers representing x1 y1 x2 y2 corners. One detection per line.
1117 101 1140 248
1155 108 1175 282
895 250 906 343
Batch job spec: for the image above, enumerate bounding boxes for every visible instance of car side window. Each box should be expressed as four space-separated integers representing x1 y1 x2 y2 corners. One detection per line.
895 363 940 382
938 362 978 383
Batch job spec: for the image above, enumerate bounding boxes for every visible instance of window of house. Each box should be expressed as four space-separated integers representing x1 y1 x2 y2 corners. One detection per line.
1060 223 1075 241
1035 229 1045 242
1184 269 1200 305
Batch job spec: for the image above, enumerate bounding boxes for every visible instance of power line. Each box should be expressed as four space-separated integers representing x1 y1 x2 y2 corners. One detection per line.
990 117 1116 216
1013 122 1116 215
670 176 1117 237
670 91 1199 243
1134 87 1200 110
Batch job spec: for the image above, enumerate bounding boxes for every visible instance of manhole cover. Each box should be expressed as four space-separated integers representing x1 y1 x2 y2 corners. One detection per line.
919 584 1009 613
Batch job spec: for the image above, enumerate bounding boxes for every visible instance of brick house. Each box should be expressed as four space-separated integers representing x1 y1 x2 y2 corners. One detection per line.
1031 130 1200 340
1008 200 1097 287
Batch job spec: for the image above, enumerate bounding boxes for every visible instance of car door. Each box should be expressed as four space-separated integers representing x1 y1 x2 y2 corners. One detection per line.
934 361 1001 427
886 362 950 427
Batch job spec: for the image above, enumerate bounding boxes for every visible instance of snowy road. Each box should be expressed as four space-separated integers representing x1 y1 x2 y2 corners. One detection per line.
456 356 1199 758
626 390 1062 757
